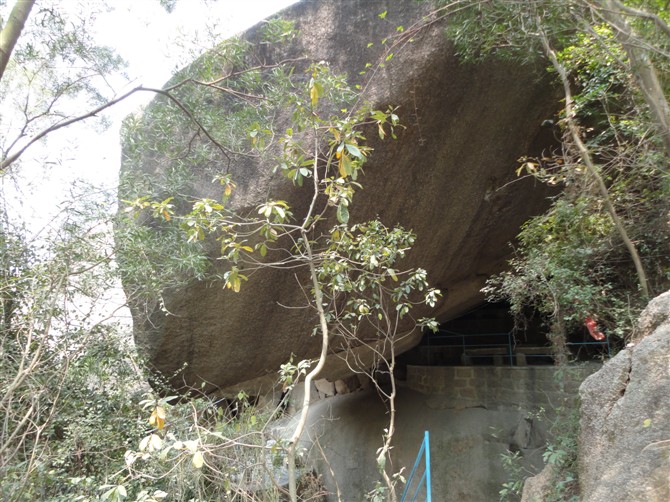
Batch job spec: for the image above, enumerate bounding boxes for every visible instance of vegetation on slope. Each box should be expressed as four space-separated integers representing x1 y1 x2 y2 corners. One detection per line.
0 1 668 500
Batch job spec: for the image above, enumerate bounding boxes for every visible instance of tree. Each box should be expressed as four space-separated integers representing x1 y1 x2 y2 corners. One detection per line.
118 32 441 498
0 185 148 500
3 2 441 500
597 0 670 159
0 0 131 173
0 0 35 80
443 0 669 495
445 0 668 344
0 1 231 498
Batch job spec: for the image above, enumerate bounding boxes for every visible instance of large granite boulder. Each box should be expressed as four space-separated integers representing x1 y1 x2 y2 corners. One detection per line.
119 0 559 393
578 291 670 501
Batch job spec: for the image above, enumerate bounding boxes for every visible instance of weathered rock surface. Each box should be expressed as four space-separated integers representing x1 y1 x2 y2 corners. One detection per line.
578 291 670 501
120 0 560 393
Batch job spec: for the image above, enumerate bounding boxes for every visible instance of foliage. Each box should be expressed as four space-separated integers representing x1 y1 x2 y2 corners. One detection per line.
483 195 640 341
0 0 127 171
119 50 439 496
7 0 668 500
499 450 525 501
442 0 575 65
0 1 443 499
539 380 582 502
442 1 669 497
116 17 438 499
116 22 303 308
0 2 446 502
497 400 581 502
0 186 148 501
453 0 670 351
122 391 284 501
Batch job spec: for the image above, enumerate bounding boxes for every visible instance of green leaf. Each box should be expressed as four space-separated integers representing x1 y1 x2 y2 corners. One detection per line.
337 202 350 224
345 143 363 159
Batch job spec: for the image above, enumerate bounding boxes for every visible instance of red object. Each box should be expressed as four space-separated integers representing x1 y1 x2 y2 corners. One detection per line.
585 317 606 341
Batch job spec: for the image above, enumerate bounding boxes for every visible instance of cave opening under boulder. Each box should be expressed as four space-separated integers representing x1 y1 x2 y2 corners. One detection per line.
398 302 611 369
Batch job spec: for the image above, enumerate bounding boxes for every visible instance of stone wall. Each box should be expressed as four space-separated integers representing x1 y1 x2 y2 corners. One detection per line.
405 364 601 409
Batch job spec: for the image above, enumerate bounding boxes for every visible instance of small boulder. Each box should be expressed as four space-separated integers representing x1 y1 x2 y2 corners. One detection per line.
578 291 670 501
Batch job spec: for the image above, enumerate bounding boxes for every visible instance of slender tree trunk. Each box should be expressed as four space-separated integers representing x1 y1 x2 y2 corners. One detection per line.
0 0 36 82
286 124 330 502
286 232 330 502
539 24 651 299
596 0 670 161
379 343 398 502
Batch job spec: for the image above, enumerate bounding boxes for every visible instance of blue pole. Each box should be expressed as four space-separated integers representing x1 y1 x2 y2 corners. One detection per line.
400 431 432 502
400 437 426 501
425 430 432 502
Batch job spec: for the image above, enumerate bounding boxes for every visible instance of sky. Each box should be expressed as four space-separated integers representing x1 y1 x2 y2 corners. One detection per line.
5 0 298 227
0 0 298 326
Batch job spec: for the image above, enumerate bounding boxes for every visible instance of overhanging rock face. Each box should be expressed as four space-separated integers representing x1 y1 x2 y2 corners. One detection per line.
119 0 560 394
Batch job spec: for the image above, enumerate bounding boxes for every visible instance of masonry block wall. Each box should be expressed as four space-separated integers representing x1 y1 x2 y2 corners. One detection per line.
405 364 601 408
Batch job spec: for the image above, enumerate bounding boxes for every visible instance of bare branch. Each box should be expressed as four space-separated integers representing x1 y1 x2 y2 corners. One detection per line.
1 84 232 172
608 0 670 39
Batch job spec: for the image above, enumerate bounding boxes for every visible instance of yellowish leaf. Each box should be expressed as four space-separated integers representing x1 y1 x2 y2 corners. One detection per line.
149 406 166 430
643 418 652 428
338 155 348 178
192 451 205 469
310 81 323 107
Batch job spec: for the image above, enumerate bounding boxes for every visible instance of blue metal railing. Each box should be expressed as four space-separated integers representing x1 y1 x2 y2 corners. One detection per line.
422 329 610 366
400 430 431 502
427 330 515 366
